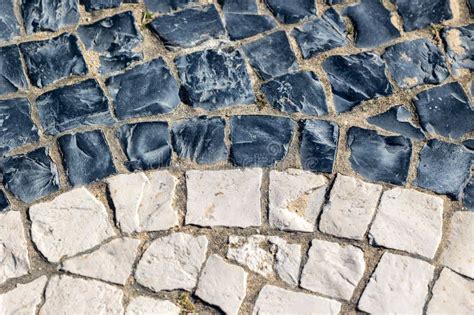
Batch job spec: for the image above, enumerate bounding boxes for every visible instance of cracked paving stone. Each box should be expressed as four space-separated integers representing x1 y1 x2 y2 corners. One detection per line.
62 237 141 285
463 179 474 211
300 120 338 173
149 5 225 49
383 38 449 89
81 0 123 12
0 147 59 203
106 58 180 119
126 296 180 315
0 0 20 41
186 169 262 227
414 140 473 199
0 190 9 211
21 0 80 34
107 171 178 233
344 0 400 49
367 105 426 140
0 276 48 314
176 48 255 110
243 31 298 80
117 121 172 171
36 79 114 136
0 45 28 95
347 127 412 185
323 52 392 113
29 187 115 263
19 33 88 88
261 71 328 115
230 115 294 167
269 169 327 232
171 116 227 165
144 0 196 13
58 130 116 186
392 0 452 32
292 8 347 59
264 0 316 24
0 98 39 155
442 24 474 74
135 233 208 292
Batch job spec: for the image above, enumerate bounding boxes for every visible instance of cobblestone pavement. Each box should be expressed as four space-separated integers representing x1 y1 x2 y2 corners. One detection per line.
0 0 473 314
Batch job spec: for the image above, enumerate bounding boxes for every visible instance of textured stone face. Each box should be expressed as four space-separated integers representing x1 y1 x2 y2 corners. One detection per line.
393 0 452 31
264 0 316 24
0 45 28 95
144 0 196 13
21 0 80 34
82 0 123 12
0 0 20 41
300 120 338 173
224 12 276 41
0 276 48 314
367 105 425 140
443 24 474 71
126 296 180 315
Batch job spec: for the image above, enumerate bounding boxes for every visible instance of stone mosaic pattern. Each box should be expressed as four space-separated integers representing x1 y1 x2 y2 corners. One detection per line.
0 0 473 314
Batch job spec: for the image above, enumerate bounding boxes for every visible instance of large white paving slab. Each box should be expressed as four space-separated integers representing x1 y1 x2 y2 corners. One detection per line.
126 296 180 315
0 276 48 315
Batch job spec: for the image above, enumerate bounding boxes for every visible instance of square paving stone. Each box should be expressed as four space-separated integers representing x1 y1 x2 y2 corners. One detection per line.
463 179 474 211
300 120 338 173
149 5 225 49
392 0 452 32
243 31 298 80
0 147 59 203
323 52 392 113
0 0 21 41
347 127 412 185
144 0 196 13
21 0 80 34
367 105 425 140
19 33 88 88
58 130 116 186
230 115 295 167
0 45 28 95
117 121 171 171
176 49 255 110
383 39 449 89
171 116 227 165
106 58 180 119
413 82 473 139
264 0 316 24
36 79 114 136
0 98 39 155
292 8 347 59
81 0 123 12
0 190 9 211
442 24 474 73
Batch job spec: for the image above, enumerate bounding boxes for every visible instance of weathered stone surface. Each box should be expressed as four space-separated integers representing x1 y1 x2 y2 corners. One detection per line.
186 169 262 227
0 190 9 211
0 0 20 41
264 0 316 24
224 13 276 41
82 0 123 12
0 211 30 284
269 169 327 232
171 116 227 164
323 52 392 112
220 0 258 13
196 255 247 315
106 58 180 119
300 120 338 173
176 49 255 110
135 233 208 292
117 121 171 170
0 276 47 314
19 33 87 88
21 0 80 34
144 0 196 13
99 51 143 74
367 105 425 140
0 148 59 203
58 130 116 186
358 253 434 314
393 0 452 31
319 174 382 240
464 178 474 211
261 71 327 115
29 188 115 263
107 171 178 233
292 8 347 59
347 127 412 185
230 115 294 167
0 45 28 95
243 31 298 80
370 188 444 259
126 296 180 315
383 39 449 88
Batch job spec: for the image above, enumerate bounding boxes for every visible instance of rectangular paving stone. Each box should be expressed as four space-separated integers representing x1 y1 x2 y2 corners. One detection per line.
393 0 452 32
21 0 80 34
0 45 28 95
0 0 21 41
300 120 338 173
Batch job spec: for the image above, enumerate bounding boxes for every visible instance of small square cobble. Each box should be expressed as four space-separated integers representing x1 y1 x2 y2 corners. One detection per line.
300 120 338 173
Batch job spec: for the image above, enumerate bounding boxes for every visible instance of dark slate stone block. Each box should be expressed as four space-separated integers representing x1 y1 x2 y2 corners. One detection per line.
99 52 143 74
463 139 474 150
300 120 338 173
144 0 196 13
414 140 473 199
106 58 180 119
0 190 9 212
225 13 276 40
347 127 412 185
19 33 88 88
0 45 28 95
0 0 21 41
21 0 80 34
36 79 114 135
393 0 452 32
0 148 59 203
58 130 116 186
176 49 255 110
264 0 316 24
261 71 328 115
81 0 123 12
171 116 227 164
0 98 39 156
383 39 449 89
230 115 294 167
464 179 474 211
413 82 474 139
117 121 171 171
292 8 347 59
243 31 298 80
323 52 392 113
442 24 474 73
367 105 425 140
149 5 225 49
219 0 258 13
